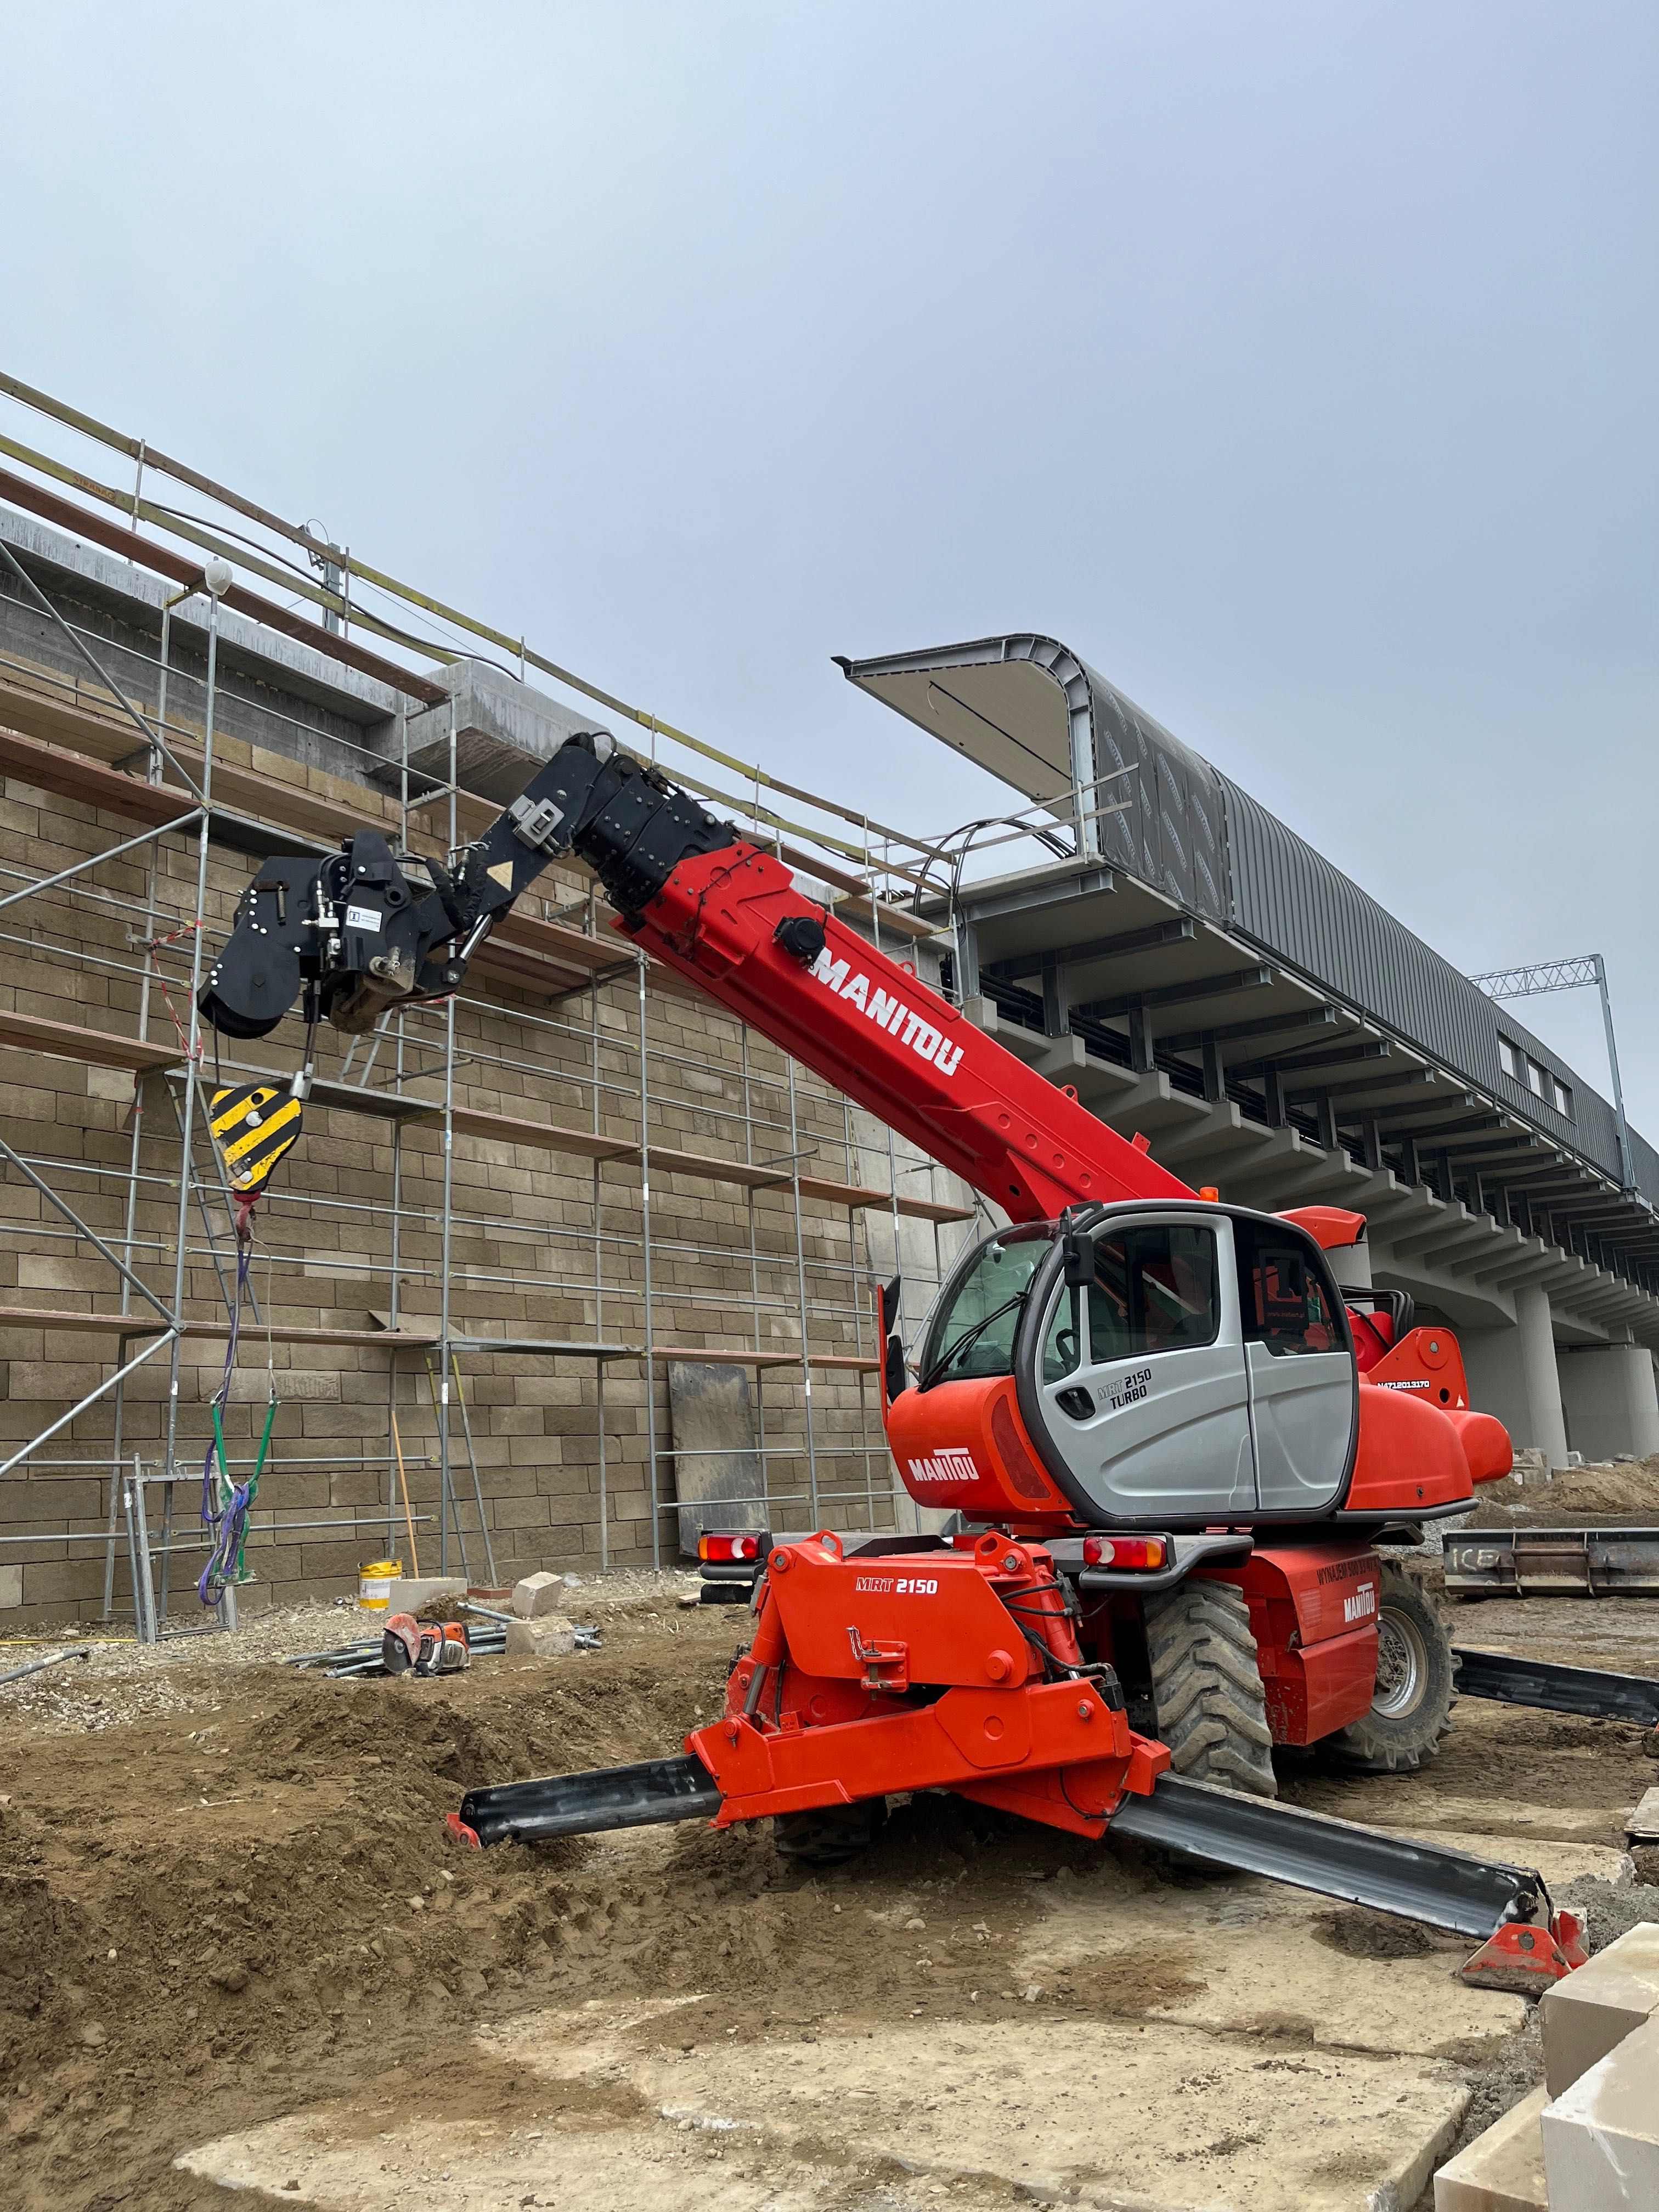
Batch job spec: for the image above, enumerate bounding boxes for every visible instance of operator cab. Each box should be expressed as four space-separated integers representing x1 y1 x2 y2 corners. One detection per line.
914 1204 1358 1527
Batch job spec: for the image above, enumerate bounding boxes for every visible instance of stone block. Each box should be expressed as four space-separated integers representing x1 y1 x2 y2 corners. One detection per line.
1626 1787 1659 1846
1541 2012 1659 2209
370 1575 466 1614
512 1569 565 1618
1433 2084 1547 2212
0 1564 21 1609
1541 1920 1659 2097
504 1615 576 1657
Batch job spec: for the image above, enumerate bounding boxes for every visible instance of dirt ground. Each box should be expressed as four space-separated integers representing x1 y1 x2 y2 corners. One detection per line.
1 1561 1655 2212
1463 1449 1659 1527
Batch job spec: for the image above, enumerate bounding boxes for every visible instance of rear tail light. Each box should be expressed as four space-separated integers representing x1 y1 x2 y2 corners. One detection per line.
1082 1536 1167 1571
699 1531 764 1564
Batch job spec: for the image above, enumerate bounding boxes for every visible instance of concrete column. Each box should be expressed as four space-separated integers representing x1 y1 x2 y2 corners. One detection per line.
1515 1284 1570 1469
1459 1320 1533 1441
1558 1344 1659 1463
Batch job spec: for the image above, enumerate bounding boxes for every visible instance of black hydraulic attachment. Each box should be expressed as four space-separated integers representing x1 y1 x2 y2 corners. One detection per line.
198 733 739 1041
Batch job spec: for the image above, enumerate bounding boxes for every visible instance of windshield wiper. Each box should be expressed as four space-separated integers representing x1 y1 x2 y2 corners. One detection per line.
919 1291 1028 1390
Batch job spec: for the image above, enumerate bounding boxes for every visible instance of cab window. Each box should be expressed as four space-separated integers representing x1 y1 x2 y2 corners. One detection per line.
919 1229 1049 1386
1087 1224 1220 1362
1235 1221 1344 1357
1043 1286 1082 1380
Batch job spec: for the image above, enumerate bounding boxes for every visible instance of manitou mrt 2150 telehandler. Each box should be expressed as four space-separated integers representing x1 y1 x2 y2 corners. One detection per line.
199 731 1604 1986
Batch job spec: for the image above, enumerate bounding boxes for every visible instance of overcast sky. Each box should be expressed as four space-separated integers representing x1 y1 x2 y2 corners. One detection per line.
2 4 1654 1122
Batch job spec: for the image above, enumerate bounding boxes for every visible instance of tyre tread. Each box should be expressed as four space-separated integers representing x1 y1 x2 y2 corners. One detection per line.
1144 1578 1276 1798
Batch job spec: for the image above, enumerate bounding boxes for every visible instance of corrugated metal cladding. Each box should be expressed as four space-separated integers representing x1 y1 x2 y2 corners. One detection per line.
1070 656 1647 1200
1214 777 1657 1198
1217 778 1503 1091
1082 665 1231 919
848 635 1652 1208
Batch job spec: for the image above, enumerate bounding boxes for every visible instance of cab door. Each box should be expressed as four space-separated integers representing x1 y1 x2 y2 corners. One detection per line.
1034 1212 1256 1521
1233 1216 1356 1511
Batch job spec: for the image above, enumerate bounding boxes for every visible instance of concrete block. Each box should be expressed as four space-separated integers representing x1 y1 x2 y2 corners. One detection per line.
1541 2011 1659 2209
1626 1788 1659 1846
512 1569 564 1618
1541 1920 1659 2097
1433 2084 1547 2212
0 1564 21 1609
504 1615 575 1657
370 1576 466 1615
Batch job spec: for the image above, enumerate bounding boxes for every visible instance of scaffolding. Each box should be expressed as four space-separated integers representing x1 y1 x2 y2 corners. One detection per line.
0 492 982 1637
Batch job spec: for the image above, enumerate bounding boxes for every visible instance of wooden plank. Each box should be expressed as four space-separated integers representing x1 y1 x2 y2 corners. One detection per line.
650 1344 877 1373
441 1103 640 1164
0 1306 438 1350
0 1008 182 1074
645 1144 793 1192
0 1306 171 1337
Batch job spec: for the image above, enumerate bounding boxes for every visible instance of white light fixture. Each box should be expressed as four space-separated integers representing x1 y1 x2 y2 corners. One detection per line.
202 558 234 598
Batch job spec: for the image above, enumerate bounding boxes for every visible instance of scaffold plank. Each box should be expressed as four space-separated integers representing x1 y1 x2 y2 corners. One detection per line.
651 1344 879 1372
0 1305 441 1349
0 1008 182 1073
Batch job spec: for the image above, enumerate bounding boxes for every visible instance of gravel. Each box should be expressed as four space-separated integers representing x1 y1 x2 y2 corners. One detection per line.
0 1568 704 1734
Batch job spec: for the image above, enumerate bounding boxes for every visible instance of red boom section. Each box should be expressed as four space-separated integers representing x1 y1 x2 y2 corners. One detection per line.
617 843 1193 1222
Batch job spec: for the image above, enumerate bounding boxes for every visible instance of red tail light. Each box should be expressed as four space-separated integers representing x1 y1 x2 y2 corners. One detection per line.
1082 1536 1167 1571
699 1531 764 1564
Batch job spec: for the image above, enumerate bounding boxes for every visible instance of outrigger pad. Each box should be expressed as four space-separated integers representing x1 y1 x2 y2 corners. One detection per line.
1459 1908 1588 1994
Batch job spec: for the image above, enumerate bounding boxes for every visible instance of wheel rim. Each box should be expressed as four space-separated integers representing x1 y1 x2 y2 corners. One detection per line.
1372 1606 1428 1719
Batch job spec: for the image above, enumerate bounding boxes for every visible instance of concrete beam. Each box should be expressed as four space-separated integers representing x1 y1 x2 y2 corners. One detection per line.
1151 1101 1268 1167
1093 1072 1215 1137
1206 1127 1329 1193
1482 1245 1581 1293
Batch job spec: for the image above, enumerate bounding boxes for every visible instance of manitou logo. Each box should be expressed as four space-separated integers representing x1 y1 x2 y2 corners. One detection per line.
905 1447 979 1486
810 950 964 1077
1344 1584 1378 1624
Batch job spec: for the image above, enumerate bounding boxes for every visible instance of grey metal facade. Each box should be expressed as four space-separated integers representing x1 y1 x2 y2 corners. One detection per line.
844 633 1656 1213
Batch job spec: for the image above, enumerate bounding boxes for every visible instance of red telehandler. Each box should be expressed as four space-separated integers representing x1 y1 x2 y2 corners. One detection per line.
199 731 1632 1987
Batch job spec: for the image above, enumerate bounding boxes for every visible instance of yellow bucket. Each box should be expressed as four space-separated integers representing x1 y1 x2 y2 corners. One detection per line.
359 1559 403 1611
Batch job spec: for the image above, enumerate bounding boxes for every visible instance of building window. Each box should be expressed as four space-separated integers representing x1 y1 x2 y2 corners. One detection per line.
1499 1038 1520 1080
1527 1058 1546 1098
1553 1076 1572 1117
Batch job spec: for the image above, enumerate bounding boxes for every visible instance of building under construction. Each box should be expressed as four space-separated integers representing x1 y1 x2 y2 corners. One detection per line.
0 385 983 1629
3 373 1657 1634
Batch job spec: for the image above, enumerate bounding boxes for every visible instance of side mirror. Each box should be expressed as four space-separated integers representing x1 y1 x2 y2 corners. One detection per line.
884 1335 908 1402
1062 1229 1094 1289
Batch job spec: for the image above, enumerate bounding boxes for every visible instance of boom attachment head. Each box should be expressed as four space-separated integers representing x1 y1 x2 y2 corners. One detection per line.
196 733 741 1041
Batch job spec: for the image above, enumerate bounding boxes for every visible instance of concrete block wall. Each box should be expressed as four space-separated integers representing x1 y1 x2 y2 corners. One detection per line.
0 719 974 1624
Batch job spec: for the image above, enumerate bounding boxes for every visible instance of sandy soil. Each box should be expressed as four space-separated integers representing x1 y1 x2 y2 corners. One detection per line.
1 1580 1655 2212
1465 1452 1659 1527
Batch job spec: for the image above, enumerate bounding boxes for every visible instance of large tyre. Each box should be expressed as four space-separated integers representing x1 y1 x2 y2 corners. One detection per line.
1326 1560 1455 1774
1144 1578 1277 1798
774 1798 888 1864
